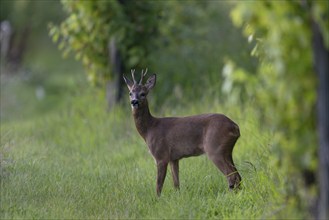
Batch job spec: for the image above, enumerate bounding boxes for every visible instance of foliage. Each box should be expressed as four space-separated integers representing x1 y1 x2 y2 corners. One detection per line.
49 0 160 85
226 1 328 184
0 0 63 31
49 0 255 102
146 1 256 107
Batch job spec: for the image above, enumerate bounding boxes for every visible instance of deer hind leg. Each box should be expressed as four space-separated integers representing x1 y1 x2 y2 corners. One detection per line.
207 141 241 189
170 160 180 190
156 160 168 196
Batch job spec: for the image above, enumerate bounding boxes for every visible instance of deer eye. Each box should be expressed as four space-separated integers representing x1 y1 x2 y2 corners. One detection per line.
129 92 132 96
140 93 146 98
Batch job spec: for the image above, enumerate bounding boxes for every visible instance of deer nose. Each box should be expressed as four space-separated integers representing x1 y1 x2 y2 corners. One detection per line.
131 100 139 106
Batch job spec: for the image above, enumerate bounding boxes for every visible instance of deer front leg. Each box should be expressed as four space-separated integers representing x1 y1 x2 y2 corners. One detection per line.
170 160 180 189
156 160 168 196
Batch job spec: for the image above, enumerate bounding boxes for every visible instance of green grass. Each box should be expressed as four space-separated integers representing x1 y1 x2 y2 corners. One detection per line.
0 88 308 219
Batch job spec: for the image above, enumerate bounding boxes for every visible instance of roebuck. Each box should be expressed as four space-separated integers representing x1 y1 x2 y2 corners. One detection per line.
123 69 241 196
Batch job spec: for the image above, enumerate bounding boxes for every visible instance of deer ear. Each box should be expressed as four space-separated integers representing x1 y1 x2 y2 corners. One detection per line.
123 75 133 90
145 74 156 90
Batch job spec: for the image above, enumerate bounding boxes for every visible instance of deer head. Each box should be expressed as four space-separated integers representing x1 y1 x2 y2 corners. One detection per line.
123 69 156 109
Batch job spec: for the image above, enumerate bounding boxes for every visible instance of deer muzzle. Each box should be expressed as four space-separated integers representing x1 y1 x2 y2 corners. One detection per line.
131 100 139 108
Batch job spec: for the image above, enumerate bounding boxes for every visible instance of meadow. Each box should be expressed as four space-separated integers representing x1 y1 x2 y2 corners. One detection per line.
0 74 307 219
0 1 314 218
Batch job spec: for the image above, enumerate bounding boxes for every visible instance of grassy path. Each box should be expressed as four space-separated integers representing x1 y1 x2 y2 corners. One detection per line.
1 94 306 219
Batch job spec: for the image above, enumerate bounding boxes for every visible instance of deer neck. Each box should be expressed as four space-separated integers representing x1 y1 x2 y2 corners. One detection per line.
132 99 154 139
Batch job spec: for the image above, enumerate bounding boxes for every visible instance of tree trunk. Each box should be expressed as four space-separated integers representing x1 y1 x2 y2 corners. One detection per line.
0 21 12 67
107 37 125 109
8 26 29 72
312 19 329 220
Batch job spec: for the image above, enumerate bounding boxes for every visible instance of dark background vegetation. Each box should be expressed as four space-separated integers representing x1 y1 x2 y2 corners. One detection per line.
1 0 328 219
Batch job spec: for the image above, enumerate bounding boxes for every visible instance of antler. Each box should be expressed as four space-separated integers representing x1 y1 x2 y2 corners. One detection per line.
131 69 137 84
139 68 148 85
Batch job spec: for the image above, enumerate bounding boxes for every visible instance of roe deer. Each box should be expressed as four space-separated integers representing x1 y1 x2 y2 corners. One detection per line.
123 69 241 196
